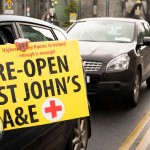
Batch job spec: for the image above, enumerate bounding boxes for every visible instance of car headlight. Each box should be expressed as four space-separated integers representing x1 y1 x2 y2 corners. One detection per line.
106 54 130 72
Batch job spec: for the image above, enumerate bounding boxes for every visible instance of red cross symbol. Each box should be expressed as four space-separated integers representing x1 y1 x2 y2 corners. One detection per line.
44 100 62 118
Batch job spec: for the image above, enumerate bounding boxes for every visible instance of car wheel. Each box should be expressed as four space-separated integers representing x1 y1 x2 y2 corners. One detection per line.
66 117 89 150
128 70 141 107
146 77 150 88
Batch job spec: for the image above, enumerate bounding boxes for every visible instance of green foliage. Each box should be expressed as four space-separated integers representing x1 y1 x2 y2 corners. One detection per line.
63 0 78 27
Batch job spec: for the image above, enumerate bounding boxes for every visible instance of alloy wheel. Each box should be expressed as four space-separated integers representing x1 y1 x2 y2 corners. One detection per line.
133 71 140 104
72 118 88 150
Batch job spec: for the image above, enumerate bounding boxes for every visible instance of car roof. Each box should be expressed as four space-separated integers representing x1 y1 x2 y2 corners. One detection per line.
0 15 64 31
76 17 147 23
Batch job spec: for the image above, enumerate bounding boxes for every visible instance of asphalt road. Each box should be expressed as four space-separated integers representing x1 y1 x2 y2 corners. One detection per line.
87 82 150 150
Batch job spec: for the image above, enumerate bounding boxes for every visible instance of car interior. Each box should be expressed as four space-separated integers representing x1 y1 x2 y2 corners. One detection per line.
0 26 14 44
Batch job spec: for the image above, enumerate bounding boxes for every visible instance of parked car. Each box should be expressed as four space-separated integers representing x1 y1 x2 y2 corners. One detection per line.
67 17 150 107
0 15 91 150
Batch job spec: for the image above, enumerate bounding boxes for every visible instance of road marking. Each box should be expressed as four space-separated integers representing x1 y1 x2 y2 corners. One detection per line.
135 126 150 150
119 111 150 150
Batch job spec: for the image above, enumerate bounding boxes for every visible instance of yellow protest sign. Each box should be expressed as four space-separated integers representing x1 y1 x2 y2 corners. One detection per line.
0 40 89 131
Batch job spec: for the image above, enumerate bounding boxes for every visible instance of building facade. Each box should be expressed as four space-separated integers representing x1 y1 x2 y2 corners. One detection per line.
0 0 149 26
79 0 123 18
79 0 147 19
0 0 67 26
0 0 46 19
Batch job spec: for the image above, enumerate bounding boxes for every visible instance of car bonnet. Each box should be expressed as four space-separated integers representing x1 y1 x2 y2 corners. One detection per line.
79 41 136 63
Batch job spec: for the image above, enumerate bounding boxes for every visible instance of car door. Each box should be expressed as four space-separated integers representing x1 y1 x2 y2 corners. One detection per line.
138 21 150 81
17 23 68 150
143 22 150 79
0 22 67 150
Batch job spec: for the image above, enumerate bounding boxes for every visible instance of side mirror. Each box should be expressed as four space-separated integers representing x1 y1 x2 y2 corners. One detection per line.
143 37 150 46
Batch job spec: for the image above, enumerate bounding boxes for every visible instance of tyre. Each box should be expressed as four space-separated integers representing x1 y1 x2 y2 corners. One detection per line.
146 77 150 88
128 70 141 107
66 117 89 150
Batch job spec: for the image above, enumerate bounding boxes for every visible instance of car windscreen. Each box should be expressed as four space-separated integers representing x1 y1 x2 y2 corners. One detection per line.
68 20 135 43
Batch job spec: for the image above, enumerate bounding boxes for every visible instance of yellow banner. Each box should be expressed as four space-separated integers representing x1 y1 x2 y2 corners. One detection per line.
0 40 89 131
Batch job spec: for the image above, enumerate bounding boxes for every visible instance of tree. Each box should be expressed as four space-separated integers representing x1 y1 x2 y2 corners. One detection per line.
63 0 78 27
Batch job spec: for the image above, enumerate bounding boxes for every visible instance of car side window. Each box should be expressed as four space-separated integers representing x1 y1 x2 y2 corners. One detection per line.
20 24 55 42
53 29 67 40
143 23 150 36
0 25 14 44
138 23 146 44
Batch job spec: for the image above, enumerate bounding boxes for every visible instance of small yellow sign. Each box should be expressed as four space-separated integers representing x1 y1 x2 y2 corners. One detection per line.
0 40 89 131
70 13 77 23
6 0 13 9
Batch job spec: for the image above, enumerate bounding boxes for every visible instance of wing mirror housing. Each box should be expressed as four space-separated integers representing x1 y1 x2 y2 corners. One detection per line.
143 37 150 46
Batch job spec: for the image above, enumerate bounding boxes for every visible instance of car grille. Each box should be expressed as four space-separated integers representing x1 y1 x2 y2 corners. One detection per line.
83 61 102 72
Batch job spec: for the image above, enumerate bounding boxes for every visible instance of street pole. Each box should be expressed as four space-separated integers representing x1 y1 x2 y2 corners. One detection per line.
78 0 81 19
135 0 141 18
106 0 109 17
50 0 58 25
50 0 55 24
121 0 125 17
93 0 98 17
24 0 27 16
147 0 150 23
